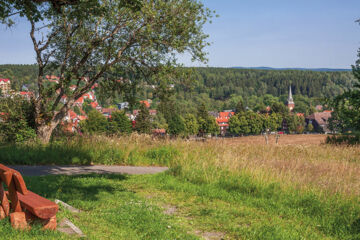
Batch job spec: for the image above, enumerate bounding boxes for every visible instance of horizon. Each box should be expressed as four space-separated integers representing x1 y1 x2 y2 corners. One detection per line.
1 1 360 69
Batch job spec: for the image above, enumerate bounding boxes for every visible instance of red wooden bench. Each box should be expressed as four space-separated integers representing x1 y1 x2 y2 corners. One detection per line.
0 164 58 230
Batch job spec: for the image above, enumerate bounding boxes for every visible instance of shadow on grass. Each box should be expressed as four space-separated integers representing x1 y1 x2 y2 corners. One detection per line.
0 144 93 165
23 174 129 203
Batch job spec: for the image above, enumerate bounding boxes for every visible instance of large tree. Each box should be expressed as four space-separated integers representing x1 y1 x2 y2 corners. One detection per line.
1 0 212 143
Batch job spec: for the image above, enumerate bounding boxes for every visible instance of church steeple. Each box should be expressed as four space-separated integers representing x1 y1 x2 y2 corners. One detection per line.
287 85 295 111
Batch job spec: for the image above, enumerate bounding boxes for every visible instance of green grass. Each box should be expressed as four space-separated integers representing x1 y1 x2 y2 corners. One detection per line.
1 135 360 239
1 172 359 239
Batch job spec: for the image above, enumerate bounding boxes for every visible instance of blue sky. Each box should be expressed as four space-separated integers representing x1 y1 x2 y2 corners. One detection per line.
1 0 360 68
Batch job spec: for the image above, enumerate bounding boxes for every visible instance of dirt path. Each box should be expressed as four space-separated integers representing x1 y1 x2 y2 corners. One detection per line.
9 165 169 177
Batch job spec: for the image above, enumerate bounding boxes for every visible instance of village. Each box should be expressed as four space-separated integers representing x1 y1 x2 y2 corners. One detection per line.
0 76 333 137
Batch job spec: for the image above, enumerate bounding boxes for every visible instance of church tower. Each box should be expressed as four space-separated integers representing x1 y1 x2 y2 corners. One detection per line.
287 85 295 111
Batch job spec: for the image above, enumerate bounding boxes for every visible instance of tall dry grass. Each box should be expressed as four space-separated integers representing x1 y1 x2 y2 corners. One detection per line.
170 135 360 197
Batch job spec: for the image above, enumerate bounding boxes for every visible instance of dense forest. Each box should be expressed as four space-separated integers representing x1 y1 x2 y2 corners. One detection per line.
0 64 356 114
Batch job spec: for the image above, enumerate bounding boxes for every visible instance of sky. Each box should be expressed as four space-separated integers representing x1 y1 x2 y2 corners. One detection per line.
1 0 360 69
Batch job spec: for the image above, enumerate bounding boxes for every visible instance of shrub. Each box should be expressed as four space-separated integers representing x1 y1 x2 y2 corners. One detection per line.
0 96 36 143
109 110 132 135
80 110 108 134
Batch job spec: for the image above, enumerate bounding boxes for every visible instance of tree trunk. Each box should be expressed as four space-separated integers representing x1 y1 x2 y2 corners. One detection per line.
36 123 57 144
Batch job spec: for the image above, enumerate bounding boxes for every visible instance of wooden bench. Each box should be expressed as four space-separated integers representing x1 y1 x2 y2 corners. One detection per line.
0 164 58 230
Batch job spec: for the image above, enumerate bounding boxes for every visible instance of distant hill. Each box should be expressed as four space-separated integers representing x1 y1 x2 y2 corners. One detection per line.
232 66 352 72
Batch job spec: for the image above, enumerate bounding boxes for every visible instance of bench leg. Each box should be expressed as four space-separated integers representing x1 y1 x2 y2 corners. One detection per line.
2 172 22 212
0 206 5 220
0 182 10 216
25 210 57 230
42 216 57 230
10 212 29 230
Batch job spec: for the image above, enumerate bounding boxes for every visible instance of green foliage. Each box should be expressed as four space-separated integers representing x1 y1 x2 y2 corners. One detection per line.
197 103 219 135
184 113 199 136
285 115 305 133
109 110 132 135
229 113 250 135
235 99 245 113
0 96 36 143
307 123 314 132
80 110 108 134
167 114 186 137
135 103 151 134
151 112 168 130
263 113 283 131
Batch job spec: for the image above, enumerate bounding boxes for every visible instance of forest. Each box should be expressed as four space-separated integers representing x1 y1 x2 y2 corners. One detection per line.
0 64 356 114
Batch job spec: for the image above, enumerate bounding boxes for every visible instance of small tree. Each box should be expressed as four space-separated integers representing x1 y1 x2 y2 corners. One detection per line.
109 110 132 135
135 103 151 134
197 103 219 136
229 114 250 136
167 114 186 137
80 110 108 134
235 99 246 113
184 113 199 136
0 96 36 142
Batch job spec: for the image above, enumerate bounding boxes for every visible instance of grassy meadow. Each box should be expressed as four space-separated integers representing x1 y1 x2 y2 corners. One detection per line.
1 134 360 239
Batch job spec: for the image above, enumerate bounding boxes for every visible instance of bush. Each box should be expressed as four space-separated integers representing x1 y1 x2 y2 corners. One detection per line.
0 96 36 143
80 110 108 134
326 134 360 145
109 110 132 135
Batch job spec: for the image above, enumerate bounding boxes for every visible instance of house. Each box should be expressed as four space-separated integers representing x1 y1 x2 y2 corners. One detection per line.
46 75 60 83
149 109 157 116
102 108 117 118
152 129 166 136
306 111 332 133
0 79 11 95
117 102 129 110
140 100 150 108
19 91 33 100
315 105 323 111
296 113 304 117
216 112 235 136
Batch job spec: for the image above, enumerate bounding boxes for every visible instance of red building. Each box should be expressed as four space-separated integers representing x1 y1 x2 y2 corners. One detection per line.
216 112 234 136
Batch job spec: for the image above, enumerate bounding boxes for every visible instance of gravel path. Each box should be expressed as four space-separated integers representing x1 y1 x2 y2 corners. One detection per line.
9 165 169 177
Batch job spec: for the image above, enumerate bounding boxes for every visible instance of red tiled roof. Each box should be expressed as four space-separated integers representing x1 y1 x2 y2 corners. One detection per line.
216 118 229 123
75 97 84 104
78 115 87 121
140 100 150 108
20 91 33 96
90 102 98 108
68 110 77 119
307 111 332 125
219 112 234 118
102 108 116 114
296 113 304 117
152 129 166 134
0 79 10 82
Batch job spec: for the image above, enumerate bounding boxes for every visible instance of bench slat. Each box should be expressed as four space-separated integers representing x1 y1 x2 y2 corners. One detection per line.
16 191 58 219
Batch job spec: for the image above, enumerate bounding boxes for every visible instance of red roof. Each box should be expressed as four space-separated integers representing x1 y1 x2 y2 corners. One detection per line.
0 78 10 82
90 102 98 108
75 97 84 104
20 91 33 96
140 100 150 108
68 110 77 119
216 118 229 123
296 113 304 117
219 112 234 118
152 129 166 134
78 115 87 121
